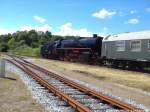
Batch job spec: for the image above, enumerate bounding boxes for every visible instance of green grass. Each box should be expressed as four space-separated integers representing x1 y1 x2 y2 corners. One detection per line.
10 45 40 57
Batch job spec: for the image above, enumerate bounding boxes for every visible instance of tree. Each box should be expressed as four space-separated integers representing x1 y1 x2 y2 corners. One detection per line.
45 31 51 36
18 40 25 46
0 42 9 52
51 35 63 41
28 30 38 43
8 37 16 49
0 29 78 55
65 36 76 39
31 42 39 48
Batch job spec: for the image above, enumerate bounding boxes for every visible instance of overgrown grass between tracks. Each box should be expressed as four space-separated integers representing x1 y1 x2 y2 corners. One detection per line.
36 59 150 92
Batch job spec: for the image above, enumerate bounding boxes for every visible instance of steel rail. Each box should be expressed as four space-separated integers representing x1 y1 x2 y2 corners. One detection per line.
13 57 143 111
6 59 91 112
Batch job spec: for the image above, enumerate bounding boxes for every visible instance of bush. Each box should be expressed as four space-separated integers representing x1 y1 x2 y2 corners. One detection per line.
13 45 40 57
0 43 9 52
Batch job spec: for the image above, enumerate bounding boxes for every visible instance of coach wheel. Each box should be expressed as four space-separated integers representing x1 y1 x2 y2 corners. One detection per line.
111 61 119 68
128 62 136 70
119 61 127 69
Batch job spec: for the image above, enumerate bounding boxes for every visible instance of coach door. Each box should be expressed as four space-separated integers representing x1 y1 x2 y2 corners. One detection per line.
104 43 107 57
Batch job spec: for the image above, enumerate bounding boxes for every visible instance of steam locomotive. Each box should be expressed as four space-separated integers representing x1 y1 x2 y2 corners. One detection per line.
41 34 103 63
41 30 150 69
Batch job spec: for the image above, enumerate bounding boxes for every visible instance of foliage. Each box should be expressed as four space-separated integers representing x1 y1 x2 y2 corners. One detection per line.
8 38 16 49
12 45 41 57
0 30 77 56
0 42 9 52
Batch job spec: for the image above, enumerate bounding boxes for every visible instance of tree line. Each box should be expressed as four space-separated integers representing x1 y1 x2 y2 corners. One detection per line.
0 30 76 52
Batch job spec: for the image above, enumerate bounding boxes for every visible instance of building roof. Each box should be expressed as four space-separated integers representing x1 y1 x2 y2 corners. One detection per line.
103 30 150 41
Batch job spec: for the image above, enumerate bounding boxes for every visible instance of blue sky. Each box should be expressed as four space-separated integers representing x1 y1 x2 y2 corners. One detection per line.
0 0 150 36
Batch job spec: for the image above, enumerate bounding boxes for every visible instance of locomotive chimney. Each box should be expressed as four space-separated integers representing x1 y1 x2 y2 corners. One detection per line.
93 34 97 38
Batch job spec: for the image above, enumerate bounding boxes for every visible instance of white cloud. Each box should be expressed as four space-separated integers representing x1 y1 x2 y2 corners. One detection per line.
54 23 110 37
130 10 137 14
0 24 52 35
145 8 150 12
126 18 139 24
33 16 46 23
0 23 109 37
98 27 109 37
54 22 93 37
92 8 116 19
20 24 52 32
0 28 16 35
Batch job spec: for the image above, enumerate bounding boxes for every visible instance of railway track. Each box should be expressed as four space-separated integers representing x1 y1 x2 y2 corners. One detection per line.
6 55 143 112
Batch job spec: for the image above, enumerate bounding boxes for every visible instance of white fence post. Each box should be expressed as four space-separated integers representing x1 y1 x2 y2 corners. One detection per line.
0 59 5 77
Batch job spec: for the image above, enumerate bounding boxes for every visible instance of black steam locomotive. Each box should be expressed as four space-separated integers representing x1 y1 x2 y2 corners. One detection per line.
41 34 103 63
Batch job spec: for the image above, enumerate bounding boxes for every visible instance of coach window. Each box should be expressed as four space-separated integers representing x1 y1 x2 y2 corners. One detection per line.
148 40 150 50
116 41 125 51
130 40 141 52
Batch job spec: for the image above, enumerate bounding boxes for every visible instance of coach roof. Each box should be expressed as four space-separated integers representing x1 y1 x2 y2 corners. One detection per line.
103 30 150 41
